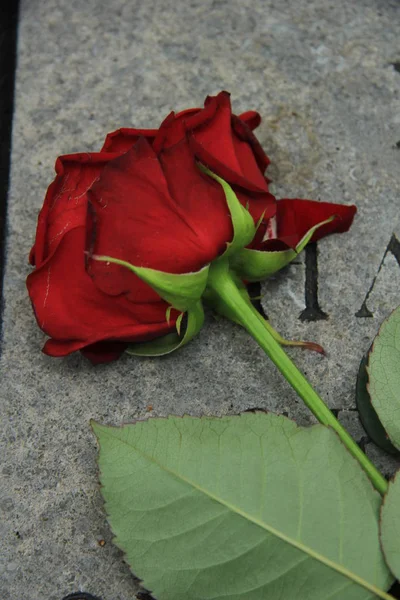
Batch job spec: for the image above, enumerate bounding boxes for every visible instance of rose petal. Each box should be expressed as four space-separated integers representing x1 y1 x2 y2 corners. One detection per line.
238 110 262 131
231 114 270 180
259 199 357 250
102 108 201 154
153 109 200 152
27 227 174 359
32 152 121 267
75 341 128 364
89 138 233 289
101 128 158 153
186 92 271 192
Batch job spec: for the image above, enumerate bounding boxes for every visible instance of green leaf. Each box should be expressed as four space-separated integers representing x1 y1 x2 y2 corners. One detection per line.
368 306 400 451
380 471 400 579
93 413 393 600
230 216 334 282
356 353 400 455
198 164 256 258
92 255 209 312
126 301 204 357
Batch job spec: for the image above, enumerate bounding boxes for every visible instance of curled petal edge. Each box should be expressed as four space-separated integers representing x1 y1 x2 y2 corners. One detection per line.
230 216 335 282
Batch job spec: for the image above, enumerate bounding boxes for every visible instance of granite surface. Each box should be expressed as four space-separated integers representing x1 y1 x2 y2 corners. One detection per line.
1 0 400 598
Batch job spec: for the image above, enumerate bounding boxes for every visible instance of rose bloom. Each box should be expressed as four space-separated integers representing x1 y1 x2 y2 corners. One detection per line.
27 92 355 364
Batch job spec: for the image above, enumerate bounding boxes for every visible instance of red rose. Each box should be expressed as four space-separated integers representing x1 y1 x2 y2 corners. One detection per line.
27 92 276 364
27 91 356 364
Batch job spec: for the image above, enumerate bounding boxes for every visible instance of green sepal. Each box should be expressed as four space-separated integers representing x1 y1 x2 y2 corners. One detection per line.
198 164 256 258
126 301 204 357
255 210 266 233
92 255 209 312
165 306 173 325
175 313 184 336
230 216 335 282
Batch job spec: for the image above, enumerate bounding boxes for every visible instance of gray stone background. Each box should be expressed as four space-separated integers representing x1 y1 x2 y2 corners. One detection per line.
1 0 400 598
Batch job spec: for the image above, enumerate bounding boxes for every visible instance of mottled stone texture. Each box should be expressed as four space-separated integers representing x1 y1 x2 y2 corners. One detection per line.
1 0 400 598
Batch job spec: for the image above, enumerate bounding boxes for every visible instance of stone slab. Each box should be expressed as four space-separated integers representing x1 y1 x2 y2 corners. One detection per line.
1 0 400 598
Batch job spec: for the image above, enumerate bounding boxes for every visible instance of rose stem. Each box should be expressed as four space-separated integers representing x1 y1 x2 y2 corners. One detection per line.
208 260 388 496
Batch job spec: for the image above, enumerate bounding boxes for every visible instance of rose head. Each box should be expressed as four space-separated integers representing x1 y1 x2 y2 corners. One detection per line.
27 91 356 364
27 92 274 363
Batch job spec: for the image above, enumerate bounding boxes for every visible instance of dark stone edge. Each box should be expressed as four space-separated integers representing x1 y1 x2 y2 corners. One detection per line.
0 4 20 342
